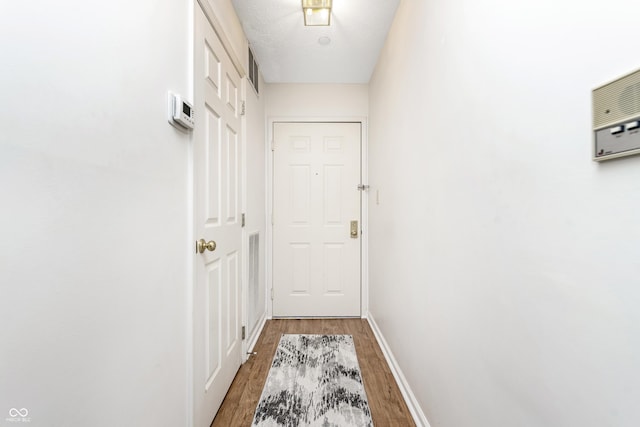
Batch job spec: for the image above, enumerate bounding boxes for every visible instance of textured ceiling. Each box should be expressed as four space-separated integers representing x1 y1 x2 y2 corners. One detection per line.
231 0 400 84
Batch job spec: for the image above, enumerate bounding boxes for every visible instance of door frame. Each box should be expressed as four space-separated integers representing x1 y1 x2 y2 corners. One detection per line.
266 117 369 319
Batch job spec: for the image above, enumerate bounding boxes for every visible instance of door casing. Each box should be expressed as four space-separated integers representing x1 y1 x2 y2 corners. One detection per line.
266 117 369 319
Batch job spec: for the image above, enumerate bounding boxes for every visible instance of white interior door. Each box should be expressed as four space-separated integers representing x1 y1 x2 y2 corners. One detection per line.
273 122 361 317
193 4 242 426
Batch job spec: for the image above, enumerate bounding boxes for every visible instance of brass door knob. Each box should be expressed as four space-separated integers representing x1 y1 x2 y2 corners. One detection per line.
196 239 217 254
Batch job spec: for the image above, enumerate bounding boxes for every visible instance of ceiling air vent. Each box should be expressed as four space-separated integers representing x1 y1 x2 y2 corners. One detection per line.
248 47 259 94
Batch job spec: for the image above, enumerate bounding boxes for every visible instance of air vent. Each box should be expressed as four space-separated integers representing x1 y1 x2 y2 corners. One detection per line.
248 47 259 94
247 232 260 331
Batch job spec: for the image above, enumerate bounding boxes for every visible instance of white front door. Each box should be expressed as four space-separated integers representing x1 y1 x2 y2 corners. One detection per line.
193 4 242 426
273 122 361 317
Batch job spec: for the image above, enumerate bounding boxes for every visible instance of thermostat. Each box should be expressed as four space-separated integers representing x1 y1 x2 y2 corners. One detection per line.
168 92 194 130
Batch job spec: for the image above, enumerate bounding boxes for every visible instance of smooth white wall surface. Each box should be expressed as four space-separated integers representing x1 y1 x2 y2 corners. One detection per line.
0 2 192 425
368 0 640 426
266 84 368 118
0 1 263 426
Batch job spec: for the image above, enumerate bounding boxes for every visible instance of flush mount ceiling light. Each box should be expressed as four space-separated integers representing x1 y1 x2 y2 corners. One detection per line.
302 0 332 26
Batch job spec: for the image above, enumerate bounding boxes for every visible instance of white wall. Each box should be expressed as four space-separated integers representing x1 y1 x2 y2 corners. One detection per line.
0 1 265 426
0 1 191 425
368 0 640 426
266 84 368 118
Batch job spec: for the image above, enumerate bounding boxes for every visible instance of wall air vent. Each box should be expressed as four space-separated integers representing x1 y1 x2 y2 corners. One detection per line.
248 47 259 94
247 232 260 333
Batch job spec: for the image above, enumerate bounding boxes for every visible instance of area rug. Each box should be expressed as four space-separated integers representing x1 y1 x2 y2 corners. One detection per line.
252 334 373 427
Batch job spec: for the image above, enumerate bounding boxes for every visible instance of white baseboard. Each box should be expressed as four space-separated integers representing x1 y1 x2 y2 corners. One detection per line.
366 314 431 427
246 314 267 355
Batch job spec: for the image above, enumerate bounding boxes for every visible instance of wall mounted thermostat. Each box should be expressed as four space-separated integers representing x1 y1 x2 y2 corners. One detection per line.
168 92 194 130
593 68 640 161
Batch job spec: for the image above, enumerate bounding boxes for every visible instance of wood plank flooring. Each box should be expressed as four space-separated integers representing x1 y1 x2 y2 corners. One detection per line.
211 318 415 427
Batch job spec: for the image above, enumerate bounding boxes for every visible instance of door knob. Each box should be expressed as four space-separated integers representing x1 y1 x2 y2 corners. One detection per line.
196 239 217 253
350 220 358 238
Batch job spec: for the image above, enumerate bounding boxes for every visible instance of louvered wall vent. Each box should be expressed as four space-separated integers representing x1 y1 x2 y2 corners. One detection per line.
247 232 260 332
248 47 259 94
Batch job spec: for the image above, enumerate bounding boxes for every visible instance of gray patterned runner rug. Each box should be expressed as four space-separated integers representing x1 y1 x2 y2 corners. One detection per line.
252 334 373 427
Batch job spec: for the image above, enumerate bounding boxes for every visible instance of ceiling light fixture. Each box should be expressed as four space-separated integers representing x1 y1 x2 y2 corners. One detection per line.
302 0 332 26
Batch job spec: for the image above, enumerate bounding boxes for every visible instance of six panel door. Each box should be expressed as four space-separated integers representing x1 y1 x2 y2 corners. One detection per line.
193 4 243 426
273 122 361 317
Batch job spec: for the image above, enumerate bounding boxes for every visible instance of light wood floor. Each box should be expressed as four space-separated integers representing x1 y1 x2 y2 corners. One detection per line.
211 318 415 427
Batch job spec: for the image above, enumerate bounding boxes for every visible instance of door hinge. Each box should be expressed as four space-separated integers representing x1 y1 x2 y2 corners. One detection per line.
357 184 370 191
240 101 246 116
242 326 246 340
270 140 274 151
241 213 246 227
270 288 274 300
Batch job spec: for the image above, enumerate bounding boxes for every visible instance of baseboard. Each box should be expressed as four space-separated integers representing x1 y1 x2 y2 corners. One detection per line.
246 314 267 355
367 314 431 427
